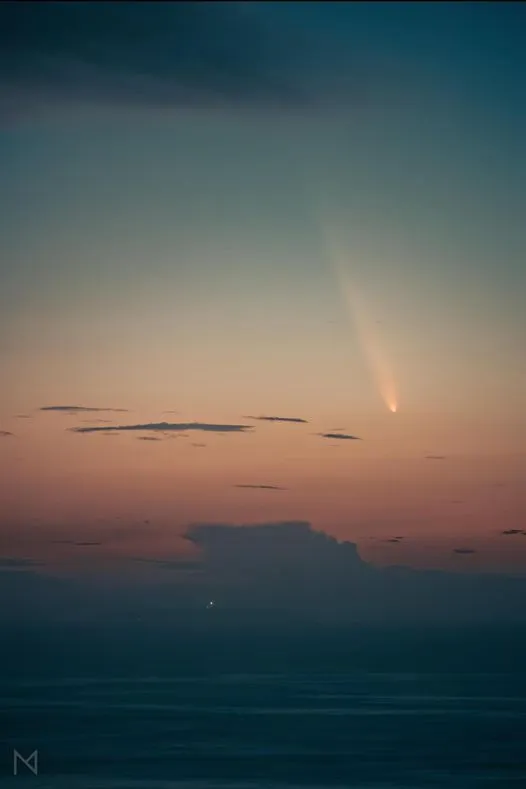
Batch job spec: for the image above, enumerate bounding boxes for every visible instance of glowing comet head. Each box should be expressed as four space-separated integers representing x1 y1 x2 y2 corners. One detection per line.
389 402 398 413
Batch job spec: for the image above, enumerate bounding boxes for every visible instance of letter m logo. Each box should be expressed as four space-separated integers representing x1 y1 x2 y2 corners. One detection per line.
13 749 38 775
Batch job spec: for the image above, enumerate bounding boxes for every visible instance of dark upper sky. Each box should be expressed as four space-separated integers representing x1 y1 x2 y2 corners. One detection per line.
2 2 525 116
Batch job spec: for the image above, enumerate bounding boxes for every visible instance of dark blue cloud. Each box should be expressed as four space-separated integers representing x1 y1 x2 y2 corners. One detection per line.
181 521 526 624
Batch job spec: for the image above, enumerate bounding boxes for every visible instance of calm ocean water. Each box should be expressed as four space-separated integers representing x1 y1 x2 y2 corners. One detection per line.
2 625 526 787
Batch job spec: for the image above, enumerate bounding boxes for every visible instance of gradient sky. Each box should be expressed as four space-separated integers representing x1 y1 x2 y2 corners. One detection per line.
1 1 526 588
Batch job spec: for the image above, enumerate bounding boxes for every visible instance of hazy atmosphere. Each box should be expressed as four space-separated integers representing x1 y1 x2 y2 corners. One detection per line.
2 3 526 625
2 4 526 785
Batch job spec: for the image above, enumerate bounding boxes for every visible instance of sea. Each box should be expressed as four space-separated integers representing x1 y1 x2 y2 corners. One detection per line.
2 623 526 788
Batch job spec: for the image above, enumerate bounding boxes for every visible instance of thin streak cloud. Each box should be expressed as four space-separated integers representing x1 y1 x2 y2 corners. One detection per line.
234 484 287 491
41 405 128 413
319 432 361 441
71 422 253 434
244 415 308 424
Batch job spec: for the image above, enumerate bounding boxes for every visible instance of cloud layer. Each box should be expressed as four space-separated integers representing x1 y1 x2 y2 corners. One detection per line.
3 521 526 625
180 521 526 624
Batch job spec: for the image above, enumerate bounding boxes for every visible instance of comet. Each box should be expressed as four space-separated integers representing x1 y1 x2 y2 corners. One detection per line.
320 221 398 414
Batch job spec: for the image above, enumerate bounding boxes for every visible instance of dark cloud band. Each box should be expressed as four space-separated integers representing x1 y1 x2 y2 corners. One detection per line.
71 421 253 434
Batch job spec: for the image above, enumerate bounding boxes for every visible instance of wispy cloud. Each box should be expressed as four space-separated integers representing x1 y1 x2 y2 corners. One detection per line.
319 432 361 441
136 436 162 441
0 557 41 568
453 548 476 555
244 415 308 424
425 455 446 460
71 421 253 435
0 430 14 438
132 558 204 572
0 3 365 121
41 405 128 413
234 484 287 491
47 524 162 548
501 529 523 536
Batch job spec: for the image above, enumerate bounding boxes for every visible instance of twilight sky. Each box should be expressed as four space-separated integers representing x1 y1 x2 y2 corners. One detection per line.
1 1 526 609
